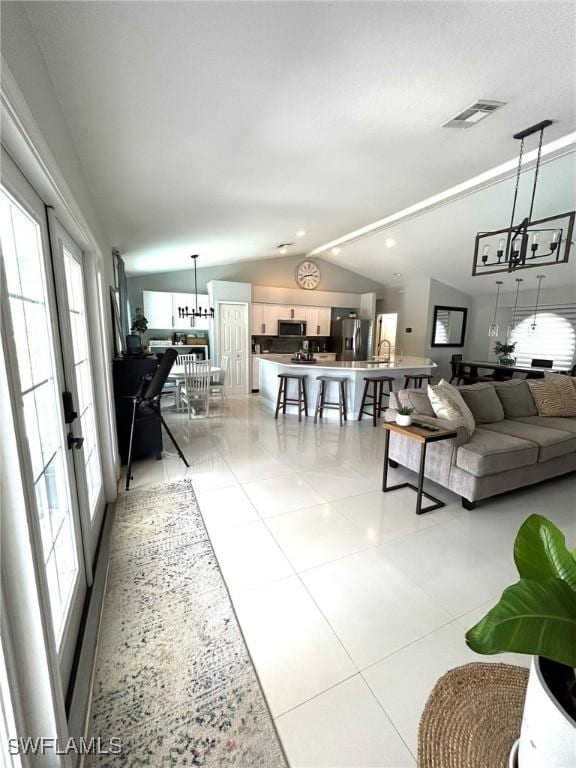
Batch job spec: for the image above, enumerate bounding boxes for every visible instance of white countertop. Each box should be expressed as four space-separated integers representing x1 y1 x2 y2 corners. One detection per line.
258 355 436 371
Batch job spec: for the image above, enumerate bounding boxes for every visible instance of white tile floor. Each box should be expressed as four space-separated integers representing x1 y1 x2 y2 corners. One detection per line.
121 395 576 767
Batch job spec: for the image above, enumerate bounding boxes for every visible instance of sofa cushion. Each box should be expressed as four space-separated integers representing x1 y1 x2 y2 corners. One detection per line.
481 419 576 462
457 382 505 424
456 428 538 477
513 415 576 435
494 380 538 418
528 375 576 417
396 388 436 417
428 380 475 437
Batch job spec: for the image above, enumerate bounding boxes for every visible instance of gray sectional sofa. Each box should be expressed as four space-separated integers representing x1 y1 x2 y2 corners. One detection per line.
386 380 576 509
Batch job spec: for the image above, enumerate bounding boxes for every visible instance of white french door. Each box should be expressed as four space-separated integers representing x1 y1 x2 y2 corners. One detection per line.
218 302 249 394
0 149 104 691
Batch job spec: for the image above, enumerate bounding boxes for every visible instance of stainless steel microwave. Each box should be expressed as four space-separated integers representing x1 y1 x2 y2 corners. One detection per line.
278 320 307 337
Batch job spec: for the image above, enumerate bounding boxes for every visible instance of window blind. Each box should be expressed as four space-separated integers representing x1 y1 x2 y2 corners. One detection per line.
509 303 576 370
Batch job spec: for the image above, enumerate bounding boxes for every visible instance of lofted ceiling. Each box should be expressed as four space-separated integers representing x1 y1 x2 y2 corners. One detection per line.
21 0 576 281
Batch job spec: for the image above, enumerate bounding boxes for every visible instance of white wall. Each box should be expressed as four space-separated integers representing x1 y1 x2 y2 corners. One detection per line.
425 279 472 380
381 278 431 358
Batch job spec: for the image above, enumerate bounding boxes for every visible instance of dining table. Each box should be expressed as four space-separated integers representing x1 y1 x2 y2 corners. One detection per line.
454 360 562 381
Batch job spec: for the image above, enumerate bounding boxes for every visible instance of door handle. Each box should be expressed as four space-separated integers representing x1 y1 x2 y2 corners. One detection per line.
67 433 84 451
62 391 77 424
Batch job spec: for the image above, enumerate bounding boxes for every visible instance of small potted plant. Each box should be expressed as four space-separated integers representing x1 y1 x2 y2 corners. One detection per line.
396 406 414 427
466 514 576 767
494 340 517 366
131 307 148 337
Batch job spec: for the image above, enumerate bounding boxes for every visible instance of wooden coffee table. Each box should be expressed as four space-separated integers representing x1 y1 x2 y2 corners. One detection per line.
382 422 458 514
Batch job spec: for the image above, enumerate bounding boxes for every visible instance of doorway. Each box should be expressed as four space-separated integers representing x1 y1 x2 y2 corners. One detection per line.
0 150 105 691
376 313 398 355
218 302 249 394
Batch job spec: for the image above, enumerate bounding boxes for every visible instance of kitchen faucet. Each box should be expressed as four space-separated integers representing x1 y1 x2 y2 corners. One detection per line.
377 338 391 362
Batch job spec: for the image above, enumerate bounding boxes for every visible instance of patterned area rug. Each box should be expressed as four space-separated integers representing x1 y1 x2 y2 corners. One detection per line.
86 479 288 767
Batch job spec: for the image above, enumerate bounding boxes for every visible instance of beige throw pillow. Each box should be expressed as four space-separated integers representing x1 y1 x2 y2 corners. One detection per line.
528 373 576 417
427 379 476 437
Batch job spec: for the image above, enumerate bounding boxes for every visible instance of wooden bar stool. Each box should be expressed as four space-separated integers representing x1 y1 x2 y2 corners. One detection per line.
403 374 432 389
358 376 394 426
314 376 348 426
275 373 308 421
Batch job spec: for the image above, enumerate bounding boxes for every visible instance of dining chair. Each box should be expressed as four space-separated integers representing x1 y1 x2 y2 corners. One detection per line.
530 358 553 368
179 359 211 419
210 355 229 401
449 354 463 384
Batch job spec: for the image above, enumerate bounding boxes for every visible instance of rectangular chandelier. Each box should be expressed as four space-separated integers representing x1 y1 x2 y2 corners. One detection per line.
472 210 575 276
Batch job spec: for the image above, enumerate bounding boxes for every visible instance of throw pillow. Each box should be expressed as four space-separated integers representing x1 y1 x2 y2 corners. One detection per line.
528 374 576 417
397 389 436 417
494 380 538 418
427 379 476 436
458 382 505 424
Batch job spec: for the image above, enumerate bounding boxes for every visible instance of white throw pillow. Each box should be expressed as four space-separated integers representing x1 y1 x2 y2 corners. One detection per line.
427 379 476 437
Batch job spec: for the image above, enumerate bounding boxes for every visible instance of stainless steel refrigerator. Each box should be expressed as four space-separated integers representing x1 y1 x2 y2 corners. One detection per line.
332 318 371 361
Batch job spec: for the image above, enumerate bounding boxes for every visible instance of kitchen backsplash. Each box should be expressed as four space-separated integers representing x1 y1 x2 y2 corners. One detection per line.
251 336 329 354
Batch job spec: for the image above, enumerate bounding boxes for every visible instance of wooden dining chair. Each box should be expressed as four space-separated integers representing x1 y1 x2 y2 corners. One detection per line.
179 359 211 418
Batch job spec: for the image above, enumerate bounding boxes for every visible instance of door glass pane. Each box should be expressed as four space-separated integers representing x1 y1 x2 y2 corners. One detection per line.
0 188 79 644
63 248 103 516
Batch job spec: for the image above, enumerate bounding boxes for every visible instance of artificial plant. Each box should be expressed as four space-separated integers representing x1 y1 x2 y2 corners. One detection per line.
131 307 148 335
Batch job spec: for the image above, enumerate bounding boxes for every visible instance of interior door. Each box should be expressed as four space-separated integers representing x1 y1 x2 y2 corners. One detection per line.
0 153 87 689
52 220 105 565
218 302 248 393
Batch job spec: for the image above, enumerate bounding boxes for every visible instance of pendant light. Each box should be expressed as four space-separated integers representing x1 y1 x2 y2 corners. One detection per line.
177 255 215 322
506 277 523 338
488 280 503 337
528 274 546 334
473 120 575 276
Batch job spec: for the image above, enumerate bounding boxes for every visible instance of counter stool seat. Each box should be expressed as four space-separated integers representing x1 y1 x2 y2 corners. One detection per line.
404 374 432 389
275 373 308 421
314 375 348 426
358 376 394 427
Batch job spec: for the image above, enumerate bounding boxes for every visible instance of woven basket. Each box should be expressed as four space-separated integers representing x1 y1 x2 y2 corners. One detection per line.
418 662 529 768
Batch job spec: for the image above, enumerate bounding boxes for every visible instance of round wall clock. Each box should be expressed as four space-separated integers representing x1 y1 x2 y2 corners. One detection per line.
295 260 321 290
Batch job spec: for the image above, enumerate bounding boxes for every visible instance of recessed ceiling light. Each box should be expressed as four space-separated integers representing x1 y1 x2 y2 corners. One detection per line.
385 238 397 248
393 272 402 278
331 247 341 255
296 229 306 238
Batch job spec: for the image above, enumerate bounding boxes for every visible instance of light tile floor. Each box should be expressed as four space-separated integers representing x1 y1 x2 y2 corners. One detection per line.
120 395 576 767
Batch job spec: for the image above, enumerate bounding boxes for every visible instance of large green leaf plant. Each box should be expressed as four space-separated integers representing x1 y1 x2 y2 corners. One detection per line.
466 514 576 669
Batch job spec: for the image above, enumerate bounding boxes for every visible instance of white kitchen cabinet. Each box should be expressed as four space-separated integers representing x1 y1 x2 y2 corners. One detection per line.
251 303 279 336
318 306 331 336
281 305 306 321
143 290 173 329
251 303 265 335
251 356 260 391
305 306 332 336
143 290 211 330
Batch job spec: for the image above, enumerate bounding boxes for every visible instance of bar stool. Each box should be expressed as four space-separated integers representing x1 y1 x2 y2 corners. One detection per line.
275 373 308 421
314 376 348 426
403 374 432 389
358 376 394 427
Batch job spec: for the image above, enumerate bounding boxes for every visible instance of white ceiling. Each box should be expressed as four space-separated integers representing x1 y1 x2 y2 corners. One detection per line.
325 151 576 295
23 1 576 281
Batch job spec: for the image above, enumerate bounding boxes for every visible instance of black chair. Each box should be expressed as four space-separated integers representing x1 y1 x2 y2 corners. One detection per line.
531 358 553 368
571 364 576 377
125 348 189 490
449 354 463 385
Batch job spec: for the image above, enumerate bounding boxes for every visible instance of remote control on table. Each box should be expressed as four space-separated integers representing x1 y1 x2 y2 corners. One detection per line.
413 421 440 432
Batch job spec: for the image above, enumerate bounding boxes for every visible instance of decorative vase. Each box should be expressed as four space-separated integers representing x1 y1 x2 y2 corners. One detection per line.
498 354 516 366
515 656 576 768
396 413 412 427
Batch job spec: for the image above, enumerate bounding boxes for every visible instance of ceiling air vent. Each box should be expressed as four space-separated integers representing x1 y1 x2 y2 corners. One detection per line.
443 100 506 128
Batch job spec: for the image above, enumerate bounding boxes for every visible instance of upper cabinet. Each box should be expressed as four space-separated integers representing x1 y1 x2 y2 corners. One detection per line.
305 306 331 336
143 290 172 329
143 290 211 330
250 303 332 337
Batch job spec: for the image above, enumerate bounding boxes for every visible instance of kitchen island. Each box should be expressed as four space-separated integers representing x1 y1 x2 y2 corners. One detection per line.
258 355 437 420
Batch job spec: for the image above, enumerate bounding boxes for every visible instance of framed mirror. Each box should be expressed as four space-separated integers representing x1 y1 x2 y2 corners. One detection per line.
431 305 467 347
